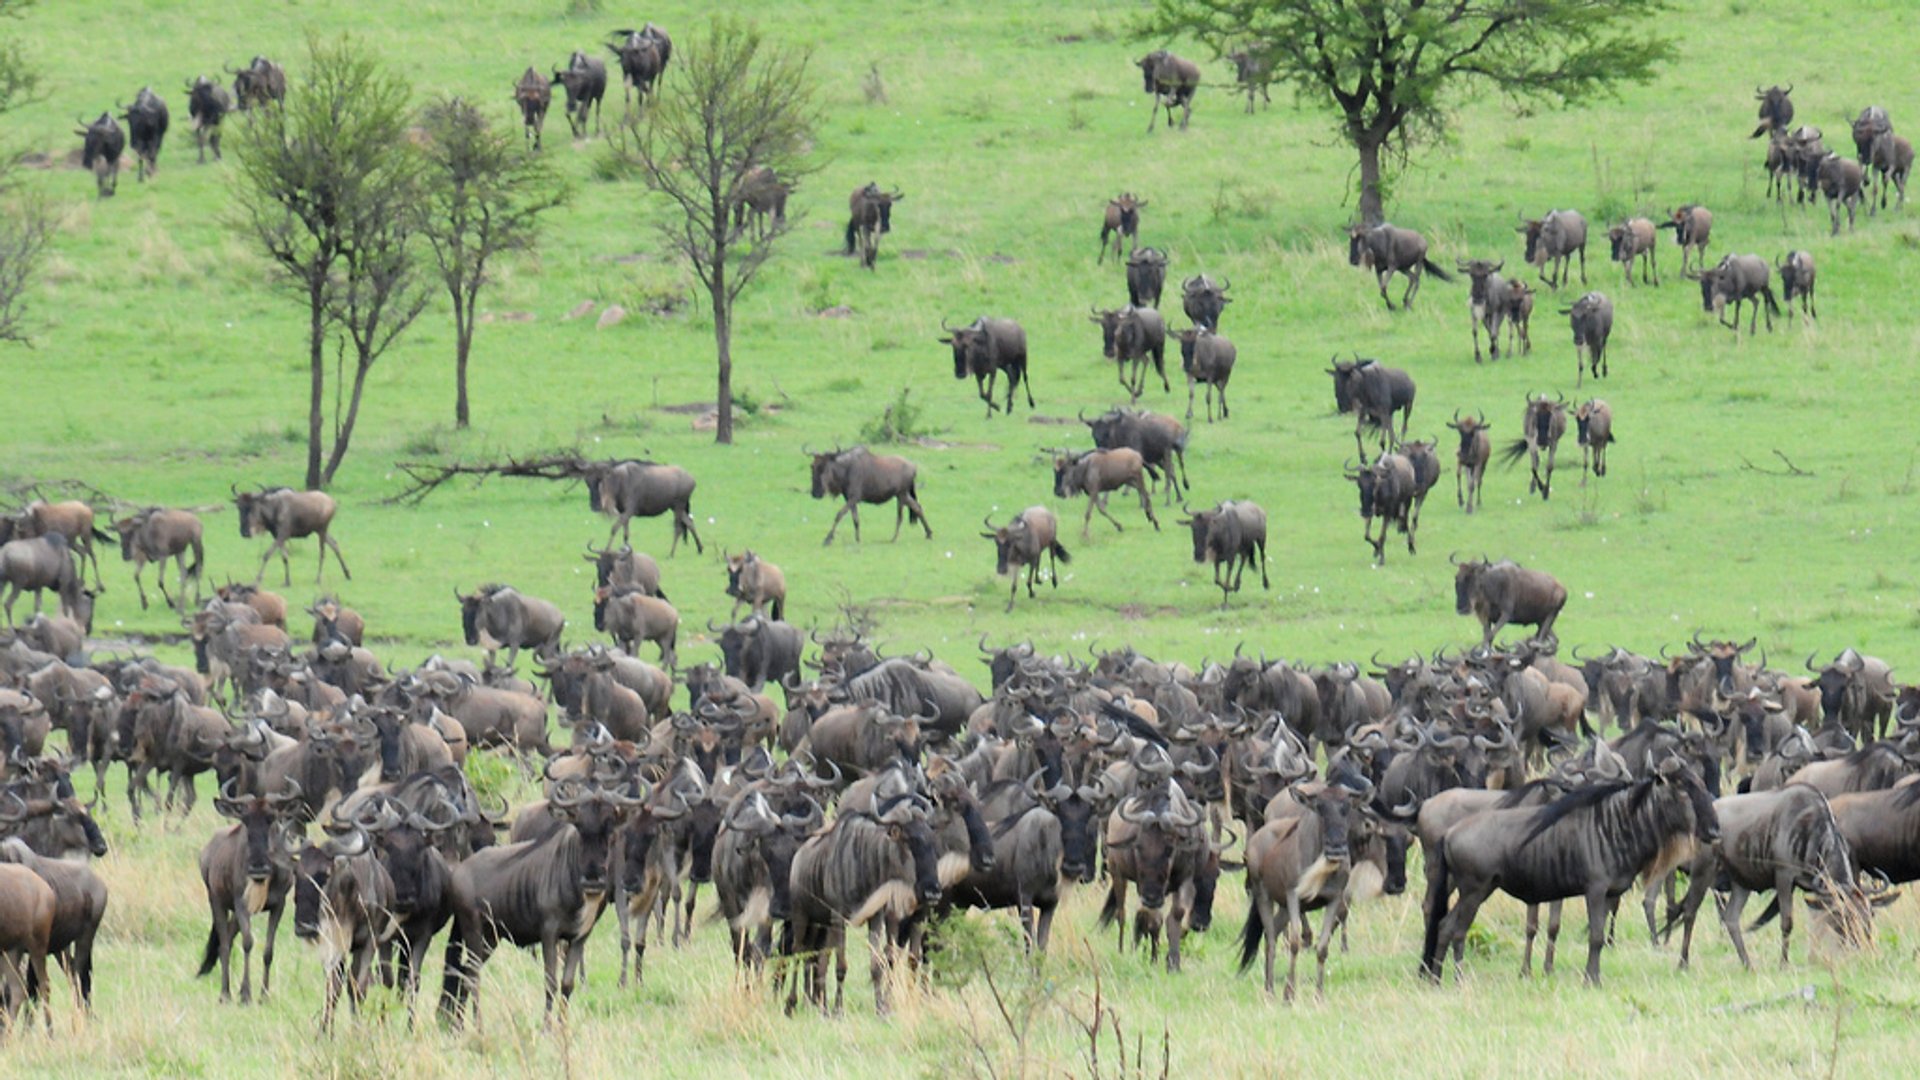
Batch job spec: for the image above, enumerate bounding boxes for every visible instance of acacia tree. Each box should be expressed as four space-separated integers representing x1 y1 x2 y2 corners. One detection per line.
231 35 425 489
419 97 569 429
615 17 819 445
0 0 49 345
1139 0 1674 224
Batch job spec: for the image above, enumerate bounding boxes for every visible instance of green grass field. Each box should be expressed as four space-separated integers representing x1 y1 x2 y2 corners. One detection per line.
4 0 1920 1075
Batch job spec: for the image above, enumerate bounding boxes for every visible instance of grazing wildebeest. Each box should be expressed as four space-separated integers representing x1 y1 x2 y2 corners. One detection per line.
1126 247 1168 308
981 507 1071 612
1348 223 1452 309
1561 291 1613 385
12 499 109 590
1657 205 1713 275
844 183 903 270
229 56 286 110
197 783 303 1003
233 487 349 587
1091 305 1170 400
75 112 124 198
593 587 677 668
1607 217 1659 286
112 508 203 611
938 316 1032 417
0 837 107 1010
1518 210 1588 290
1778 250 1817 319
1051 447 1159 540
1099 194 1146 264
459 584 565 670
1499 392 1569 500
807 446 931 546
291 827 396 1029
605 29 664 108
1179 500 1267 604
1695 254 1781 335
1346 452 1417 566
1328 356 1416 456
1816 153 1865 235
1851 106 1891 167
1422 759 1719 985
0 532 83 627
1239 779 1381 1000
1083 406 1189 500
0 860 54 1026
1751 84 1794 138
1137 50 1200 132
1457 258 1513 362
732 165 790 235
1453 555 1568 647
512 67 552 150
119 87 170 182
723 550 785 621
585 459 702 555
1868 131 1912 211
184 76 233 163
1225 47 1272 112
1173 327 1235 422
1574 400 1614 484
1446 410 1492 514
551 51 607 138
1180 274 1231 333
583 542 665 598
1506 279 1536 355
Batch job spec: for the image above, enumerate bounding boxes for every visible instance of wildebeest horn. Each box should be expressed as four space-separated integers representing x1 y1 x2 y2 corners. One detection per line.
1805 652 1820 673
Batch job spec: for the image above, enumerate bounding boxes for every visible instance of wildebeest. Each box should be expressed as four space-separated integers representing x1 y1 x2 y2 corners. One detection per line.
732 165 790 235
583 544 665 601
844 183 904 270
1499 392 1569 500
1851 106 1891 167
584 459 702 555
1238 779 1380 1000
1100 194 1146 264
291 826 396 1029
982 507 1071 612
1446 410 1493 514
0 531 84 627
1225 47 1273 112
1098 787 1214 971
229 56 286 110
1347 223 1452 309
1816 153 1865 235
0 837 107 1010
1453 556 1568 647
198 783 303 1003
1828 782 1920 886
1868 131 1912 212
1752 85 1794 138
1457 258 1513 362
1423 759 1718 985
1607 217 1659 286
1179 500 1267 604
112 507 203 611
551 51 607 138
806 446 931 546
1803 649 1897 743
1137 50 1200 132
1574 400 1614 484
458 584 565 670
1695 254 1780 335
1778 250 1817 320
1561 292 1613 385
1346 452 1417 566
0 860 54 1026
1506 279 1536 355
1518 210 1588 289
1082 406 1189 500
715 615 803 691
712 792 816 968
1051 447 1160 540
184 76 233 163
1180 274 1231 333
308 596 364 649
119 87 170 182
938 316 1033 417
949 774 1098 952
512 67 552 150
1328 356 1416 456
593 587 678 668
605 28 665 107
75 112 124 198
1787 125 1830 205
1126 247 1168 308
1091 305 1170 400
1173 327 1235 422
10 499 109 591
234 487 349 587
723 550 785 621
1657 205 1713 275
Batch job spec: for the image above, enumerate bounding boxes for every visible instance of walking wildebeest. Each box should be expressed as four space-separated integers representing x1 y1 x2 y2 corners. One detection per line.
1787 126 1829 205
1239 779 1382 1000
606 28 664 108
0 532 84 627
1178 500 1267 604
1500 392 1568 500
1562 291 1613 385
1851 106 1891 167
938 316 1033 417
1607 217 1659 286
1091 306 1170 400
184 76 233 163
551 51 607 138
1657 205 1713 275
1816 153 1865 235
1778 250 1817 319
582 542 665 598
75 112 124 198
291 826 397 1029
1694 254 1781 335
1574 400 1613 484
1446 410 1492 514
1099 194 1146 264
1346 452 1417 566
1506 279 1535 355
844 183 903 270
1751 85 1794 138
715 614 802 692
723 550 785 621
11 499 109 590
1348 223 1452 309
1173 327 1235 421
1457 258 1513 362
198 783 303 1003
1137 50 1200 132
1518 210 1588 289
119 87 169 182
1869 131 1912 211
1082 406 1189 499
0 837 107 1010
1225 47 1272 112
1180 274 1230 332
807 446 931 545
732 165 790 235
112 507 203 611
0 860 54 1026
234 486 349 586
585 459 702 555
229 56 286 110
513 66 552 150
1328 357 1416 456
1051 447 1159 540
982 507 1071 612
1126 247 1168 308
1453 555 1568 647
459 584 565 670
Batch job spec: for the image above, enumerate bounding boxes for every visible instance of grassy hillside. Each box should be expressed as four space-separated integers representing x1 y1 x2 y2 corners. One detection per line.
3 0 1919 1075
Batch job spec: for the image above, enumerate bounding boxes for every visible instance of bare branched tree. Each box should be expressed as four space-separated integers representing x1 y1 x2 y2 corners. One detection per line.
0 0 50 345
612 17 820 444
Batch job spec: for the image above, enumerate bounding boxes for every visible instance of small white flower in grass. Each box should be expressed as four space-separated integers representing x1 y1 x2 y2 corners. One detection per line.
482 520 490 528
944 551 952 558
707 517 715 524
1585 592 1595 600
114 620 123 628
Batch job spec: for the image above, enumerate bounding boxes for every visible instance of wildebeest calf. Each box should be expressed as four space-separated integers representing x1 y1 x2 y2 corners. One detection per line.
1446 410 1492 514
1607 218 1659 286
1179 500 1267 604
1574 399 1613 484
1778 250 1816 320
1099 194 1146 264
1173 327 1235 422
981 506 1071 612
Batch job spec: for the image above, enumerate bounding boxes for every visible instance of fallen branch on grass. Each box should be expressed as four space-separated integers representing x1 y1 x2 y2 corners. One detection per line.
383 451 606 506
1738 449 1815 477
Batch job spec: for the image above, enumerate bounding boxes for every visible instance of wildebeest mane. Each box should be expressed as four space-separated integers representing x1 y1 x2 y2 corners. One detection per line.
1519 778 1644 845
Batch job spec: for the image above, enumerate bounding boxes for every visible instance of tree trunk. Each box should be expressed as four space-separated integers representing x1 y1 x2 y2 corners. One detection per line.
711 265 732 445
305 280 327 490
453 290 473 429
322 355 375 485
1356 136 1386 227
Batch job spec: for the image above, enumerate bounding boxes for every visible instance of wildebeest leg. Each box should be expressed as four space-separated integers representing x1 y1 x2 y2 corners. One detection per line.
322 529 352 581
822 502 856 545
1542 444 1556 501
1186 378 1197 420
1773 871 1796 967
131 558 152 610
210 900 236 1002
1582 888 1609 985
1403 266 1422 308
259 900 285 1002
253 539 284 587
1375 268 1394 309
1719 884 1753 970
234 905 257 1004
561 938 588 1009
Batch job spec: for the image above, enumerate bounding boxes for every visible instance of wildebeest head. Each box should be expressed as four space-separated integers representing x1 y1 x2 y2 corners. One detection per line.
1113 791 1203 910
1451 555 1491 616
1754 84 1793 133
232 486 282 539
877 792 943 905
1029 771 1102 883
551 782 641 897
1050 451 1091 498
1447 409 1490 454
215 782 300 882
1136 51 1168 93
292 827 371 938
365 795 456 917
806 448 846 499
457 586 493 646
981 514 1031 576
937 318 987 380
1177 504 1221 563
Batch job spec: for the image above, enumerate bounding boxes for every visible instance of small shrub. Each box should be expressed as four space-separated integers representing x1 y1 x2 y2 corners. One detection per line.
862 63 888 105
1503 134 1532 153
822 375 863 394
731 388 762 416
1067 103 1089 131
858 387 936 444
402 426 449 457
564 0 603 16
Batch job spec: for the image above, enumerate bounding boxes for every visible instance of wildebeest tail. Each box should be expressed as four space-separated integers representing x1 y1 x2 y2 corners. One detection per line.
771 596 784 621
1237 888 1263 974
1419 838 1451 977
188 537 205 579
1497 438 1531 468
91 525 113 543
1762 288 1782 318
843 217 857 254
1751 122 1772 139
1421 257 1455 283
1747 895 1782 931
1049 540 1072 565
196 921 220 976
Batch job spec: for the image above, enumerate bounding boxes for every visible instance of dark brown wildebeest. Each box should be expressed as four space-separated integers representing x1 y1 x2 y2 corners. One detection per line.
583 542 665 598
950 774 1101 953
593 587 678 668
0 859 54 1026
1173 327 1235 422
75 112 124 198
1083 406 1189 500
1099 193 1146 264
732 165 790 235
712 791 817 969
197 782 303 1003
1098 786 1217 972
234 487 349 587
1328 356 1416 457
1346 452 1417 566
1348 223 1453 309
715 614 803 692
291 826 396 1029
1091 305 1170 400
1457 258 1513 362
807 446 931 545
1829 782 1920 886
1446 410 1492 514
1816 153 1865 235
1574 400 1614 484
1052 447 1160 540
1561 292 1613 385
112 508 203 611
1751 84 1794 139
1868 131 1912 212
551 51 607 138
1180 274 1231 333
1179 500 1267 604
1517 210 1588 289
1657 205 1713 275
228 56 286 111
0 837 107 1010
512 66 551 150
1607 217 1659 286
844 182 904 270
982 507 1071 612
119 87 170 182
1499 392 1568 500
184 76 233 163
1787 125 1830 205
724 550 785 621
1401 439 1443 532
1851 106 1891 167
1137 50 1200 132
1126 247 1168 308
0 531 84 627
1506 279 1535 355
585 459 702 555
458 584 565 670
308 595 364 648
1225 47 1272 113
1238 779 1380 1000
1778 250 1817 319
1802 649 1897 743
1453 555 1568 647
1694 254 1780 335
605 29 664 108
12 499 110 591
1763 129 1802 203
938 316 1033 417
